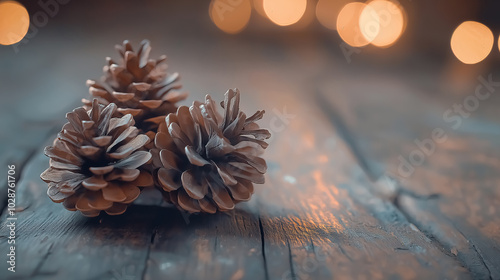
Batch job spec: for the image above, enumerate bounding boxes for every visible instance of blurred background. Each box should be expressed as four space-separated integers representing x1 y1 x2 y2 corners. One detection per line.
1 0 499 179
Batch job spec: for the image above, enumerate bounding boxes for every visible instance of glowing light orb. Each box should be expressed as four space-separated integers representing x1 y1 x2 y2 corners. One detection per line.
0 1 29 45
451 21 493 64
316 0 351 30
337 2 379 47
263 0 307 26
210 0 252 34
361 0 405 47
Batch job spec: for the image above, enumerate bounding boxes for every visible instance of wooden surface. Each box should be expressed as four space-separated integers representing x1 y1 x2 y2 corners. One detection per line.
1 1 499 279
0 96 471 280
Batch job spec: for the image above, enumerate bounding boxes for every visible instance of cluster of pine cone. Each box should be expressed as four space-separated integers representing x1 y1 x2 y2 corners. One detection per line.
41 40 270 217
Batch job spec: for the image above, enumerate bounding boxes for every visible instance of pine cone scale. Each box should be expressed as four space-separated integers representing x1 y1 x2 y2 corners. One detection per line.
92 135 113 147
154 132 174 150
206 177 235 210
227 180 253 201
181 170 207 199
87 190 113 210
105 203 127 216
177 189 202 212
185 146 210 166
157 168 181 191
214 162 238 186
159 149 182 171
120 185 141 203
101 183 127 202
82 176 108 191
89 165 114 175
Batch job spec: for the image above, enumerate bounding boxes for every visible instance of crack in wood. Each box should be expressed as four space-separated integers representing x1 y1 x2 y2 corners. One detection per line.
315 90 382 181
286 239 296 280
472 244 493 280
278 219 297 280
337 243 353 262
258 216 270 280
31 242 54 278
141 211 160 280
452 223 494 280
315 90 480 278
394 193 495 279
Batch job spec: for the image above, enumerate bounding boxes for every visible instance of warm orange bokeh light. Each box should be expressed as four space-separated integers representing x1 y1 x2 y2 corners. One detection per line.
362 0 405 47
498 34 500 54
0 1 29 45
263 0 307 26
289 0 315 30
210 0 251 34
315 0 351 30
253 0 267 17
337 2 379 47
451 21 493 64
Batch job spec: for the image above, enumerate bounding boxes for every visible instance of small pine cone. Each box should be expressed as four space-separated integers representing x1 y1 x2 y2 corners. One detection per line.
83 40 188 132
41 99 154 217
152 89 271 213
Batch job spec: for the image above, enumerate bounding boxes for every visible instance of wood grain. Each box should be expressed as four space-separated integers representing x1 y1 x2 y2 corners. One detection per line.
0 95 470 280
318 74 500 279
254 97 469 280
0 2 491 277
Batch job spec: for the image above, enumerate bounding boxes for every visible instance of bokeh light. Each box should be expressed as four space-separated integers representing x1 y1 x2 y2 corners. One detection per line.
253 0 267 18
498 34 500 54
0 1 29 45
289 0 316 30
210 0 251 34
315 0 351 30
450 21 493 64
361 0 405 47
263 0 307 26
337 2 379 47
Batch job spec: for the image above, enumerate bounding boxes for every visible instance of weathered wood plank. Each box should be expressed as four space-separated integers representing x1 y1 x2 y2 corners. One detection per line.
1 93 471 280
318 73 500 279
144 208 266 280
254 96 470 280
0 137 157 280
397 135 500 280
0 123 61 212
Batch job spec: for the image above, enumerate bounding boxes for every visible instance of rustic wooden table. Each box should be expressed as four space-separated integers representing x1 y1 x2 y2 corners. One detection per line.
1 1 499 279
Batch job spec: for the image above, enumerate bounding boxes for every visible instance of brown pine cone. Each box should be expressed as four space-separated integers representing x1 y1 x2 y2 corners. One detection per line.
83 40 187 132
41 99 154 217
152 89 271 213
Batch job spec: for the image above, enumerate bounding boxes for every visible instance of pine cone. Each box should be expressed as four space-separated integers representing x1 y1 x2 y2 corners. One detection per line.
152 89 271 213
83 40 187 132
41 99 154 217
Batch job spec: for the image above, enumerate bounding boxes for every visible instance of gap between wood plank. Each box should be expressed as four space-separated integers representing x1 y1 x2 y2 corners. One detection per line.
315 91 382 181
258 216 270 280
314 89 479 277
